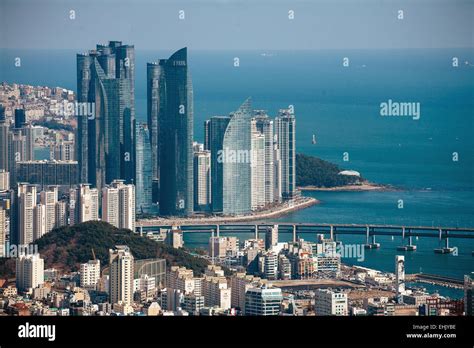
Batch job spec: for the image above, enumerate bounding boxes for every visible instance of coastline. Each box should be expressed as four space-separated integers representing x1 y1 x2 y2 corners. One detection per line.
298 182 397 192
137 196 319 226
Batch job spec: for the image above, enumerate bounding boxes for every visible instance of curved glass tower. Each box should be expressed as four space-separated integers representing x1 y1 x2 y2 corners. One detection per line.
222 98 252 215
147 48 194 216
76 41 135 190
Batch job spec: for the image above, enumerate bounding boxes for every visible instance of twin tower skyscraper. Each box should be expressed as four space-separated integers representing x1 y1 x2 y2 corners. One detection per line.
77 42 193 216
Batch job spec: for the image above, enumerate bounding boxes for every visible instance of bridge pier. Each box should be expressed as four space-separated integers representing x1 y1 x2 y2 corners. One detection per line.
216 224 220 237
255 224 258 240
330 225 334 240
397 228 417 251
434 230 455 254
364 226 380 249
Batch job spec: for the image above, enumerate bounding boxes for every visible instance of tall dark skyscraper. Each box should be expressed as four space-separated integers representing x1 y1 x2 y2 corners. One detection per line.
14 109 26 128
204 120 211 150
147 48 194 216
76 41 135 190
0 105 5 122
209 116 230 213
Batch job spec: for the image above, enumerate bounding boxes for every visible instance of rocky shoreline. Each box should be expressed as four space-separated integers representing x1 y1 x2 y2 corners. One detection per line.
298 182 398 192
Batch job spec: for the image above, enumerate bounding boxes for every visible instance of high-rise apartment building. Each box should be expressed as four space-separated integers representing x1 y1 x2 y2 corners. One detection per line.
102 180 135 231
69 184 99 225
80 259 101 290
193 150 211 211
16 253 44 292
201 275 231 310
0 121 9 172
275 109 296 200
251 120 265 210
254 111 274 204
109 246 134 306
395 255 405 303
17 184 36 245
40 186 58 235
147 47 193 216
230 273 263 310
0 170 9 191
464 273 473 316
265 225 279 250
50 140 74 161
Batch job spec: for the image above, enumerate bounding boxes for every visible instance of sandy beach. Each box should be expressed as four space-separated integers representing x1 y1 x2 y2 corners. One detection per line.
137 196 319 226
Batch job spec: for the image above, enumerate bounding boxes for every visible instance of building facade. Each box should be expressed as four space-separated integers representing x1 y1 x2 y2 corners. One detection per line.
76 41 136 190
275 109 296 200
222 99 253 215
147 48 194 216
109 246 134 306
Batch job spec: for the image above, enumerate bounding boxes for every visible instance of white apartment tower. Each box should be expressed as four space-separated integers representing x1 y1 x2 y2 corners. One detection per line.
18 183 36 245
69 184 99 225
251 120 265 210
254 112 275 205
40 186 58 234
16 253 44 292
80 259 101 290
0 170 9 191
102 180 135 231
193 150 211 211
395 255 406 303
273 141 282 202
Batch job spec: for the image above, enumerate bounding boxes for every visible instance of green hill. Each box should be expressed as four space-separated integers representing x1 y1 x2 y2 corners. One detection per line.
296 153 363 187
0 221 209 278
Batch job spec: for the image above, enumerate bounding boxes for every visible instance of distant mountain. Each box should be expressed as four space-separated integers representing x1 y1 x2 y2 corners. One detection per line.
296 153 363 187
0 221 209 279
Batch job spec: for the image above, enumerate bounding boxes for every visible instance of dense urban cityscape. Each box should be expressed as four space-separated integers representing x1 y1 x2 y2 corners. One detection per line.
0 41 472 320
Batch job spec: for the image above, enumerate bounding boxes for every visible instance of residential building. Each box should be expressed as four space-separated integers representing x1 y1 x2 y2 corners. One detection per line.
244 285 283 316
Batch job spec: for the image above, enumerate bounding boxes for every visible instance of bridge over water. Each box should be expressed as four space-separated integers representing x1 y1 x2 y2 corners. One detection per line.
136 222 474 252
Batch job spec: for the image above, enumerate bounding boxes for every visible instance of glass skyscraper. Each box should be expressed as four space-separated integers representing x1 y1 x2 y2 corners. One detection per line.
209 115 230 213
275 109 296 200
147 48 193 216
135 123 152 214
76 41 135 190
222 98 253 215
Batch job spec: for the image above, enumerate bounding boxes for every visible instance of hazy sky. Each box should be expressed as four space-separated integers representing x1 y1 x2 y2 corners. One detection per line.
1 0 473 50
